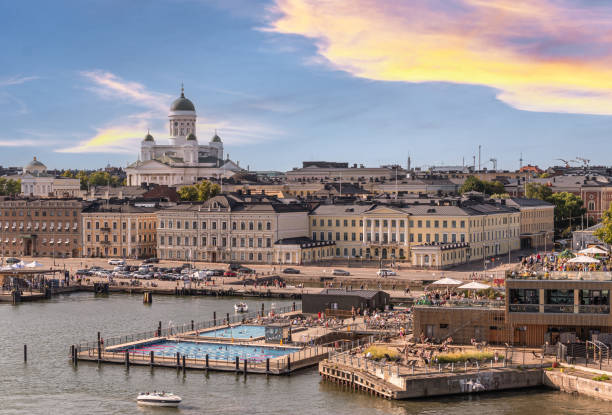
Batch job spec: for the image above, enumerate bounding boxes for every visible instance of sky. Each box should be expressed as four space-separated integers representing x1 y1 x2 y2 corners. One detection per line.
1 0 612 172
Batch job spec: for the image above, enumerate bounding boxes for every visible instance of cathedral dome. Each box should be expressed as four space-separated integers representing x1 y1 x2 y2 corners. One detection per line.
143 132 155 142
24 156 47 174
186 133 197 141
211 133 222 143
170 87 195 112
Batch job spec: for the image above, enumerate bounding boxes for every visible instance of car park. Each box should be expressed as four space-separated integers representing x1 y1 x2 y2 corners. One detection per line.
282 268 300 274
332 269 350 276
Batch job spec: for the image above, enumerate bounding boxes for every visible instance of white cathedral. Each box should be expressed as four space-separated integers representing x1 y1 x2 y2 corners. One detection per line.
125 87 243 187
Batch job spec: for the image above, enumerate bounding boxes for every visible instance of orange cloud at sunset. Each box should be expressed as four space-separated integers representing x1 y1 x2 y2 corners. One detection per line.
266 0 612 115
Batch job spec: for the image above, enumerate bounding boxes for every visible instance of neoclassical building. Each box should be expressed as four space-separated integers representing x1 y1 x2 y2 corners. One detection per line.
19 157 81 198
126 88 243 187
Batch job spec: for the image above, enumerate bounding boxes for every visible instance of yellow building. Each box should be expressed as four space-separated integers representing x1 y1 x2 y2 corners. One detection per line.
505 198 555 250
82 203 158 259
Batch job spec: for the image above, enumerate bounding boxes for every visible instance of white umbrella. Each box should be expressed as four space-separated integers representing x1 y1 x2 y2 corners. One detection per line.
568 255 600 264
11 263 24 269
431 277 463 286
458 281 490 290
578 247 608 255
26 261 43 268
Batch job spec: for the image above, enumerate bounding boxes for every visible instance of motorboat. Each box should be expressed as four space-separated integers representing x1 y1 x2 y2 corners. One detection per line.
136 391 181 407
234 302 248 313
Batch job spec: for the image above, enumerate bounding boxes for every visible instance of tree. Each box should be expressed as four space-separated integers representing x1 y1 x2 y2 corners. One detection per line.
548 192 586 238
490 193 510 199
178 180 221 202
595 205 612 246
61 170 75 178
460 176 485 194
483 180 505 195
0 178 21 196
525 183 553 200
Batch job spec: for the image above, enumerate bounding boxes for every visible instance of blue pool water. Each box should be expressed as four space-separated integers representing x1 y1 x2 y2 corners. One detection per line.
124 340 295 362
199 325 266 339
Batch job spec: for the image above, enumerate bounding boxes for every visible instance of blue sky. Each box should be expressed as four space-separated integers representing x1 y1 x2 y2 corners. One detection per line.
1 0 612 172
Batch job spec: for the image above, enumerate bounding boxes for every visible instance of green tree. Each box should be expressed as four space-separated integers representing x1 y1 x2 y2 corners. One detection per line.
460 176 485 194
61 170 75 178
483 180 505 195
490 193 510 199
178 185 199 201
525 183 553 200
595 205 612 246
76 170 89 190
548 192 586 238
178 180 221 202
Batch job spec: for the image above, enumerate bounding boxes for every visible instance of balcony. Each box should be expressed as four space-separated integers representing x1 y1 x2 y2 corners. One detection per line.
100 227 111 232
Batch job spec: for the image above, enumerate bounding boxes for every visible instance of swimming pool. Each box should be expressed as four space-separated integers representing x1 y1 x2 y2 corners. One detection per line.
199 325 266 339
123 340 295 362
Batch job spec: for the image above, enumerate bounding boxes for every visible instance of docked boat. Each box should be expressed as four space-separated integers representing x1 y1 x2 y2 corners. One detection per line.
136 391 181 407
234 302 248 313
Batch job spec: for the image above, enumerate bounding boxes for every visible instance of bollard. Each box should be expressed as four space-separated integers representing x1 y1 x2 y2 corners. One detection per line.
182 355 186 371
213 312 216 326
125 350 130 368
244 359 247 377
292 301 296 312
235 356 240 373
97 332 101 361
206 354 209 371
158 321 162 337
266 358 270 375
287 356 291 373
70 345 75 364
191 320 194 331
261 303 265 316
226 313 230 326
73 345 78 365
150 351 154 366
24 344 27 362
176 352 180 369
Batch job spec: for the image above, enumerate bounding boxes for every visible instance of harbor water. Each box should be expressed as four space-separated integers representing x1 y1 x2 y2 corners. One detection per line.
0 292 610 414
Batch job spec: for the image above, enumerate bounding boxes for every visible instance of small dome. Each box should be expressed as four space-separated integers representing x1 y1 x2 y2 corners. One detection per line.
144 132 155 142
170 87 195 112
211 133 222 143
186 133 197 141
24 156 47 173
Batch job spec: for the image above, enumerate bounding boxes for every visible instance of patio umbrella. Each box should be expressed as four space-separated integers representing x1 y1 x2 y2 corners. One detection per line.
431 277 463 286
578 247 608 255
567 255 600 264
458 281 490 290
26 261 43 268
11 263 24 269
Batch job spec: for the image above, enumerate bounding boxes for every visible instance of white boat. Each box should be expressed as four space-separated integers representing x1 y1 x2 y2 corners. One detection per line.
137 392 181 407
234 302 248 313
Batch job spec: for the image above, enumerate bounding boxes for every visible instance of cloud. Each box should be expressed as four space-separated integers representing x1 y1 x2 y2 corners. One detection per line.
0 139 45 147
56 126 150 154
0 76 39 87
265 0 612 115
80 70 170 114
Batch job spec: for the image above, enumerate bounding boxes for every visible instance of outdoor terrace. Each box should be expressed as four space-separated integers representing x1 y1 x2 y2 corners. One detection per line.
507 270 612 282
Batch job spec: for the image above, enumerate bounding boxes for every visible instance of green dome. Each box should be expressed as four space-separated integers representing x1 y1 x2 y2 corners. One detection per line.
211 133 222 143
170 89 195 112
144 132 155 142
186 133 197 141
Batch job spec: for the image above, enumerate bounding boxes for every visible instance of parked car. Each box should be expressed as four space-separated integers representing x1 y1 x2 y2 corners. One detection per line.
282 268 300 274
108 259 125 265
143 257 159 263
376 269 396 277
238 267 255 274
206 269 224 277
332 269 350 276
6 257 21 264
223 270 237 278
228 263 242 271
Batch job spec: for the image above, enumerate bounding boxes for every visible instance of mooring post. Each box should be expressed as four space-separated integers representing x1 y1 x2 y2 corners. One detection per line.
292 301 296 312
182 355 186 370
73 345 78 365
243 359 247 377
205 354 209 371
70 345 75 364
158 321 162 337
176 352 180 369
266 358 270 375
97 331 101 361
287 356 291 373
191 320 194 331
213 311 217 326
24 344 27 362
150 351 154 366
226 313 230 326
261 303 264 316
235 356 239 373
125 350 130 368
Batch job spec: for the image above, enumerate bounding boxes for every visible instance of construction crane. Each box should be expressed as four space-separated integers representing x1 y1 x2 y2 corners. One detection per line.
489 158 497 171
575 157 590 167
556 158 571 168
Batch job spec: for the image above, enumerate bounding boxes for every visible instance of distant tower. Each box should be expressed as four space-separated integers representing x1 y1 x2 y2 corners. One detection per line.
140 131 155 161
168 84 196 146
209 130 224 160
519 152 523 169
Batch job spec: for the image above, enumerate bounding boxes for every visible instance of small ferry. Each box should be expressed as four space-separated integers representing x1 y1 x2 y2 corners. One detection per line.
234 302 248 313
137 391 181 407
